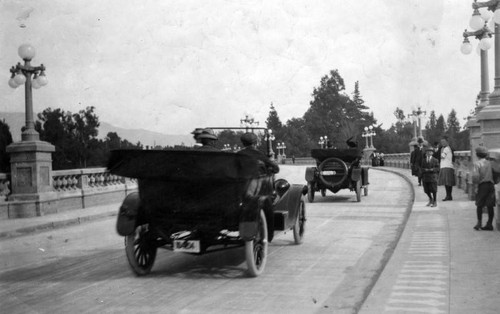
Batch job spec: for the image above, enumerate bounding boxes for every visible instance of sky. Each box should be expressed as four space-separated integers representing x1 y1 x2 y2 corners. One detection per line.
0 0 486 136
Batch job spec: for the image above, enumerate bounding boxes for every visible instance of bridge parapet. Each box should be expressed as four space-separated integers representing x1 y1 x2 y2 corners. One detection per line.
0 168 136 219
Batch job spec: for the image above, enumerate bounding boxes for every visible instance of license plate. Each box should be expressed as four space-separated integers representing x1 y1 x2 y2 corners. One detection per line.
173 240 201 253
321 170 336 175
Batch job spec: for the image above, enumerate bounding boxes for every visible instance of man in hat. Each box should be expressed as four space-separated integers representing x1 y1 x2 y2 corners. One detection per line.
472 146 496 231
191 128 204 148
196 128 219 151
237 132 279 174
420 146 440 207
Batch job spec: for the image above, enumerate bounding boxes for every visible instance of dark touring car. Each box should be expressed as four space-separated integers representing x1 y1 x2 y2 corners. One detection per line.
108 149 306 277
305 148 369 202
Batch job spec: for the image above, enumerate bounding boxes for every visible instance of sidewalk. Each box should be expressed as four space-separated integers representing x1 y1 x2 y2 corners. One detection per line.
0 202 119 240
360 167 500 314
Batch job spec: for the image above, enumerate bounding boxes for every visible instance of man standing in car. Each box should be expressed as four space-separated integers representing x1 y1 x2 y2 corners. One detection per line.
237 132 279 174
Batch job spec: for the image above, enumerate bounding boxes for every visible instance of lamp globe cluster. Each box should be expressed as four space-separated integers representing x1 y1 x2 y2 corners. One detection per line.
8 44 48 89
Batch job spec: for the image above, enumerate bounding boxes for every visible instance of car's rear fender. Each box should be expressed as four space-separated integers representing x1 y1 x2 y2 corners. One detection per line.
239 196 273 241
305 167 316 182
116 192 140 236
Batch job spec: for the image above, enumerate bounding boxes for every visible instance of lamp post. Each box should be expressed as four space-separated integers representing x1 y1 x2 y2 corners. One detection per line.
470 0 500 230
362 126 376 149
5 44 56 212
8 44 49 141
277 142 286 164
318 136 328 149
361 126 376 164
222 144 231 151
471 1 500 151
265 129 275 159
461 22 493 165
240 114 259 132
407 107 426 140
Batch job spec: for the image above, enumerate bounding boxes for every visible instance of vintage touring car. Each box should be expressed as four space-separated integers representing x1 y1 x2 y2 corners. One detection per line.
108 149 306 277
305 148 369 202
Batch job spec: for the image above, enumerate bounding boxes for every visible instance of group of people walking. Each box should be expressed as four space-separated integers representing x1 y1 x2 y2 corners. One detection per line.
410 136 455 208
411 136 498 231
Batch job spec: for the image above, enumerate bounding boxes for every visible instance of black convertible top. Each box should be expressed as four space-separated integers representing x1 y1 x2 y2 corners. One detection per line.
107 149 261 181
310 148 362 163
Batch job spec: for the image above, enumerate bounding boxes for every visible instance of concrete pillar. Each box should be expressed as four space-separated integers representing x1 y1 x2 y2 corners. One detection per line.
6 140 56 205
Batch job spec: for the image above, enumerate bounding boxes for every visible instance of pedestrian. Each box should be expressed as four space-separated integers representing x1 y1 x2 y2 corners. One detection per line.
379 153 385 167
410 143 423 186
292 155 295 164
437 136 455 201
420 146 440 207
472 146 496 231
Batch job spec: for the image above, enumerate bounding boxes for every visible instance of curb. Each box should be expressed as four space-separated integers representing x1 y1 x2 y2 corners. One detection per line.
317 167 416 313
352 167 415 312
0 211 117 240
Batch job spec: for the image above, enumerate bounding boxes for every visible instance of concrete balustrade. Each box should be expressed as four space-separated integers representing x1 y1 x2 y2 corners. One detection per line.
0 168 137 219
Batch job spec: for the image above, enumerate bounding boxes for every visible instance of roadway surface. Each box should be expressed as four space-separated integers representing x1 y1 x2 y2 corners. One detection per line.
0 166 412 314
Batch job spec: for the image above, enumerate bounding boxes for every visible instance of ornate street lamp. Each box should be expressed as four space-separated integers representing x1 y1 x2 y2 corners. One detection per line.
362 126 376 149
407 107 426 140
318 136 328 149
240 114 259 132
265 129 275 158
277 142 286 157
8 44 48 141
222 144 231 151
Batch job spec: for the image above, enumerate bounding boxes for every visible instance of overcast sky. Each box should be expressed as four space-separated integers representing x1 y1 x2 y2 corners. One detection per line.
0 0 484 135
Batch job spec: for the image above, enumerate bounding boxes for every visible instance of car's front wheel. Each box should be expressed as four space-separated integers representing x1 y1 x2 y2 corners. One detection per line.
293 199 306 244
245 210 268 277
307 182 315 203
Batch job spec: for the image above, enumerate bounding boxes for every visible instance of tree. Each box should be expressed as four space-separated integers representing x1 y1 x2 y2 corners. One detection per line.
303 70 373 147
72 106 100 168
265 103 283 131
0 120 13 172
435 114 446 139
35 106 100 169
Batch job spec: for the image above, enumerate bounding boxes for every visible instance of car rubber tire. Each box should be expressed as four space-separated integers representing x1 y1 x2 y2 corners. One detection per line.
307 182 315 203
355 180 361 202
293 199 306 244
125 224 157 276
245 210 268 277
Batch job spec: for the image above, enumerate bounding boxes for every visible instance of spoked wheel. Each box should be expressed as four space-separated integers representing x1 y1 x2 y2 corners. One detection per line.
321 189 326 197
125 224 157 276
307 182 315 203
355 180 362 202
245 210 268 277
293 199 306 244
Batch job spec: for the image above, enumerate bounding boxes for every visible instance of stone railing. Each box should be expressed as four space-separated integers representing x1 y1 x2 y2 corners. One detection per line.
0 168 137 219
381 151 474 199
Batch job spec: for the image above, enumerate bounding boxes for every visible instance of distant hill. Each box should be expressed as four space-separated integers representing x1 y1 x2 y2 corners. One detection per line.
0 112 193 147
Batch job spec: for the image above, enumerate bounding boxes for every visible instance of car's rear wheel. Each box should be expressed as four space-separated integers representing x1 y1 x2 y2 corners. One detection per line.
307 182 315 203
293 199 306 244
355 180 362 202
125 224 157 276
245 210 268 277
